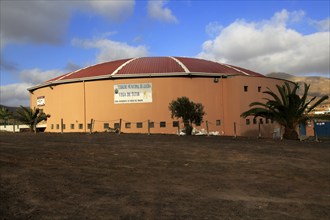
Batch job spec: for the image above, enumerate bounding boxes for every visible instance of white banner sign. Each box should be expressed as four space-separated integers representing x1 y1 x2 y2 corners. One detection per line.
37 96 45 106
114 83 152 104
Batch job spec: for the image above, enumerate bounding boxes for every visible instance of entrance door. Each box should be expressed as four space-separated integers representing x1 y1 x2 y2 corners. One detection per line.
299 123 306 136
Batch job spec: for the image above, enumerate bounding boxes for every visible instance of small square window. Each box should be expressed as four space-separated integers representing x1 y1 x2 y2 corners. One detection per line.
136 122 143 128
125 122 131 129
149 122 154 128
87 124 91 129
253 118 257 124
160 121 166 128
258 86 262 92
173 121 179 127
246 119 250 125
114 123 120 129
51 124 54 129
216 120 221 126
104 123 109 129
56 124 59 129
79 124 83 129
71 124 75 129
244 86 248 92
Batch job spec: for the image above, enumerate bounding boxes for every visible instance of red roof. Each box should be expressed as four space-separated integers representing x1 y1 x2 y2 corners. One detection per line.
118 57 184 74
44 57 264 84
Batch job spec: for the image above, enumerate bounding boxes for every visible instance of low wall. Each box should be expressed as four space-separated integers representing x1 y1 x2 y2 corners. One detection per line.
0 124 29 132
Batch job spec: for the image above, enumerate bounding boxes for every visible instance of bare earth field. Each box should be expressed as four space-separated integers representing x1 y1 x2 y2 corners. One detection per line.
0 133 329 220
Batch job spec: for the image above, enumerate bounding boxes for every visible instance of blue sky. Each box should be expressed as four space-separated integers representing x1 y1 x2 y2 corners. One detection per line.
0 0 329 106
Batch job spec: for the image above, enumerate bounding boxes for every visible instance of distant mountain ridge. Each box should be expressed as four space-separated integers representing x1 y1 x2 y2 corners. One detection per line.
266 72 294 80
0 105 22 113
266 72 330 105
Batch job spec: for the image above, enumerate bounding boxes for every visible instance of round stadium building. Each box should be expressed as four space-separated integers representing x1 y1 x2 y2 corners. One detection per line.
28 56 292 137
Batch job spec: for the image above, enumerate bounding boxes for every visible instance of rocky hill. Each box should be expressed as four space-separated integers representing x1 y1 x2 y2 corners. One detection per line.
266 73 330 105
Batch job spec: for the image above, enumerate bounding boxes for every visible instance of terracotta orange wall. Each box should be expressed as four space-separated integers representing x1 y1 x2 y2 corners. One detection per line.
30 82 85 131
30 76 292 137
222 76 293 137
84 77 224 134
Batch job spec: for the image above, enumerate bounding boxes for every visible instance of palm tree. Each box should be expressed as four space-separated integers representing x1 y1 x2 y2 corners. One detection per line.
0 107 12 125
241 82 328 140
15 106 50 133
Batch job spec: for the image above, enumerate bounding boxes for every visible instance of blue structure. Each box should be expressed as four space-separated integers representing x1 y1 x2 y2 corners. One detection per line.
314 121 330 138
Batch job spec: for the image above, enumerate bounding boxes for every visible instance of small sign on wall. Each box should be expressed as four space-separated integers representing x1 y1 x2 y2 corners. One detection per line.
37 96 45 106
114 83 152 104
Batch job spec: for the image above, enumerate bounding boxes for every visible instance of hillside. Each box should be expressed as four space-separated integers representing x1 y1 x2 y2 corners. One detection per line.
0 105 20 113
266 73 330 105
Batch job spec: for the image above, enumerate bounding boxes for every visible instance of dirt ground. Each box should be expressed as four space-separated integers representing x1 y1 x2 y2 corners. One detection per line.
0 133 329 220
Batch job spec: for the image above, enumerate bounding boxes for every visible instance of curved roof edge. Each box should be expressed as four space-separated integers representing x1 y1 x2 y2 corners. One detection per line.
28 56 267 91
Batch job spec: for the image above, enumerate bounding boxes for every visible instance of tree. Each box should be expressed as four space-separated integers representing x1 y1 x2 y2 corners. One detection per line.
169 97 205 135
0 107 12 125
15 106 50 133
241 82 329 140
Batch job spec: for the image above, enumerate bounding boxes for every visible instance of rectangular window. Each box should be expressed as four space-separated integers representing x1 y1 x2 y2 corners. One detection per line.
246 119 250 125
136 122 143 128
79 124 83 129
56 124 59 129
70 124 75 129
104 123 109 129
173 121 179 127
253 118 257 124
125 122 131 129
160 121 166 128
149 122 154 128
216 120 221 126
244 86 248 92
51 124 54 129
258 86 262 92
87 124 91 129
114 123 120 129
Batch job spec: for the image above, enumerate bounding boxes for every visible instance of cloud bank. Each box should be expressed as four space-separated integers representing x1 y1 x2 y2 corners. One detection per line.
0 69 64 107
198 10 330 77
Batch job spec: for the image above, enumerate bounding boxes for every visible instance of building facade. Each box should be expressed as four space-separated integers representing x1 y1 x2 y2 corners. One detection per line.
28 57 293 137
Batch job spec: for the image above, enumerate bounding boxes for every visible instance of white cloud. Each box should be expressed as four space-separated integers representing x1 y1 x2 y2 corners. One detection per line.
0 83 32 107
72 38 149 63
310 17 330 31
147 0 178 23
19 69 63 85
0 69 64 107
206 22 223 37
198 10 330 77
